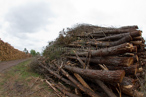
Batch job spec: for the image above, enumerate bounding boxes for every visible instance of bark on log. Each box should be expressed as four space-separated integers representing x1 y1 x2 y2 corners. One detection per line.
73 43 135 57
93 28 137 34
131 41 143 45
119 25 138 29
95 31 141 41
85 35 132 47
133 36 143 40
67 56 134 67
63 65 125 83
106 65 138 75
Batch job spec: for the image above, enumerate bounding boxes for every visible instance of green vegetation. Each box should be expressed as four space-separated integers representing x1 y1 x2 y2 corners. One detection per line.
0 59 56 97
23 48 29 54
30 49 40 56
42 24 94 60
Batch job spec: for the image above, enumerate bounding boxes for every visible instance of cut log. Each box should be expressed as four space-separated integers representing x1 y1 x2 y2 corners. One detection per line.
119 25 138 29
93 28 137 34
106 65 138 75
63 65 125 83
67 56 134 67
85 35 132 47
95 31 141 41
131 41 143 45
133 36 143 40
73 43 135 57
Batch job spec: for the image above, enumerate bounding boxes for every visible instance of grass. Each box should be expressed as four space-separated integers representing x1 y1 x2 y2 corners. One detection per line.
0 59 57 97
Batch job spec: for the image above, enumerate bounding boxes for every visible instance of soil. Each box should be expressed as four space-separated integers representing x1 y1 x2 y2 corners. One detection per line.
0 58 31 72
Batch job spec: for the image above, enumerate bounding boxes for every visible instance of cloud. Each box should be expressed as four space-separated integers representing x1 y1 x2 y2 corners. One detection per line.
5 1 54 33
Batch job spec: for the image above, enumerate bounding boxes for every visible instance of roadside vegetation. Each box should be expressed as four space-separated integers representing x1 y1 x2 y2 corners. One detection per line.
0 59 56 97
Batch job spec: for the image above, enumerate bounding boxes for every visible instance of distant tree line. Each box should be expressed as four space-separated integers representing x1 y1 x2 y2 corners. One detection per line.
23 48 40 57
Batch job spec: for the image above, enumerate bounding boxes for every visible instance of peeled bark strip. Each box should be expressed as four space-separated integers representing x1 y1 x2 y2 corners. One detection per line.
64 65 125 83
74 43 135 57
40 65 76 88
54 63 101 97
95 31 141 41
74 73 93 91
67 56 134 67
133 55 139 62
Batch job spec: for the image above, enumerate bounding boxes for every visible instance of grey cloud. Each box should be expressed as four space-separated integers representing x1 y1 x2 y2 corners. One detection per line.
5 2 54 33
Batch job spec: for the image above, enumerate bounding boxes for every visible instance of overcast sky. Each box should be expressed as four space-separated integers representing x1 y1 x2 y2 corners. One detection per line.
0 0 146 53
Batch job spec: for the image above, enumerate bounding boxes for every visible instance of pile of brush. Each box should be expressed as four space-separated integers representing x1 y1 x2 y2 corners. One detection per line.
0 39 31 61
36 25 146 97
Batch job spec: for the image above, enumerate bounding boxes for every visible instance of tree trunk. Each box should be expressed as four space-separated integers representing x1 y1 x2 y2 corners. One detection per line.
64 65 125 83
86 35 132 47
67 56 134 67
95 31 141 41
92 28 138 34
73 43 135 57
106 65 138 75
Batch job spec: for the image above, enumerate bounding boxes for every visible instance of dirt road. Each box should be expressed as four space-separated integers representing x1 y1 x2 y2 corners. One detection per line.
0 58 31 72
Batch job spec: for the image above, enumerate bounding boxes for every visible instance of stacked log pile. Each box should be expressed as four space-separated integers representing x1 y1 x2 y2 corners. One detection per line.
0 39 31 61
36 25 146 97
